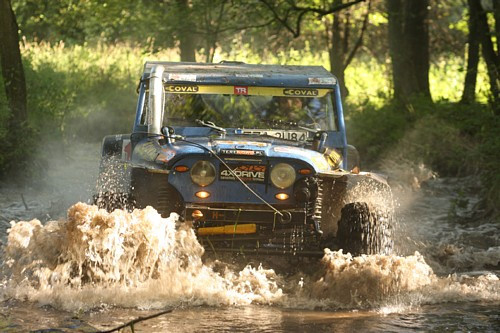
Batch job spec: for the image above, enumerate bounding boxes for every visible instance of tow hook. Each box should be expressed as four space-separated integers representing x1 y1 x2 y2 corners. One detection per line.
314 219 323 236
278 211 292 224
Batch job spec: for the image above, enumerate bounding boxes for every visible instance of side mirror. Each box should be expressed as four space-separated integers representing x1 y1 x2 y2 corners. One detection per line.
346 145 360 172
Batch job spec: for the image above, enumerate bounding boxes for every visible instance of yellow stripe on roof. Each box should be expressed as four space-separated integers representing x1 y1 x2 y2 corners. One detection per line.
164 85 331 97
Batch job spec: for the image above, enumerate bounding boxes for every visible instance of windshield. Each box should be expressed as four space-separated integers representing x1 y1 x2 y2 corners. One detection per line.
161 85 337 131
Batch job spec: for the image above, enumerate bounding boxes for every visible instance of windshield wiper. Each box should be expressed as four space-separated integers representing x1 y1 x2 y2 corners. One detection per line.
195 119 226 134
267 120 319 133
297 125 319 133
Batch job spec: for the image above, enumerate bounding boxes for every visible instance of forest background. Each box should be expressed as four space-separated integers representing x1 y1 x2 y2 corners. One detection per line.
0 0 498 217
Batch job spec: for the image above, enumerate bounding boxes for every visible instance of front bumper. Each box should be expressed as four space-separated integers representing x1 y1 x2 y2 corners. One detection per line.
185 204 322 256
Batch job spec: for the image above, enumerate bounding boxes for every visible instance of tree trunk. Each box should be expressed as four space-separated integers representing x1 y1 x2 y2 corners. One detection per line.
461 0 480 104
329 5 349 97
476 0 499 111
0 0 27 124
493 0 500 57
387 0 431 102
176 0 196 62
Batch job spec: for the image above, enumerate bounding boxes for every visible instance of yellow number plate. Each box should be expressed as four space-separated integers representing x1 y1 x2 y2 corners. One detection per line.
198 224 257 236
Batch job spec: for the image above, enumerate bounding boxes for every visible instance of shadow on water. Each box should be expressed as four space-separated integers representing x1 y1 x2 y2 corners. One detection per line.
2 302 498 332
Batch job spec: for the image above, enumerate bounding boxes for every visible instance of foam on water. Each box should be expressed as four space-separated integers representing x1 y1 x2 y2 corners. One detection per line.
1 203 498 312
310 250 434 308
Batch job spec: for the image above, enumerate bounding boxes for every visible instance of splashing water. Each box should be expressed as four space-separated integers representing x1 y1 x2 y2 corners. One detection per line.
311 250 434 308
1 203 498 313
1 203 282 311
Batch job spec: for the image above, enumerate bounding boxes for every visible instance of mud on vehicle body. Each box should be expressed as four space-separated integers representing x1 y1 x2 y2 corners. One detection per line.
95 61 393 256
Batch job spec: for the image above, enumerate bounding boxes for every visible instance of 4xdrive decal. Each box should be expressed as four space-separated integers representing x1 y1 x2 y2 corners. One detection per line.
220 164 266 182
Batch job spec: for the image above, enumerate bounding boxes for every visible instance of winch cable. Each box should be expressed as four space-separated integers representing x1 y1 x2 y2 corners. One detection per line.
168 136 284 218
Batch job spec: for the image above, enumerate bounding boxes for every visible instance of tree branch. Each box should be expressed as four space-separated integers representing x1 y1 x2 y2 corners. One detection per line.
97 309 173 333
215 19 275 33
259 0 306 37
292 0 366 17
343 0 371 69
209 0 228 62
260 0 366 38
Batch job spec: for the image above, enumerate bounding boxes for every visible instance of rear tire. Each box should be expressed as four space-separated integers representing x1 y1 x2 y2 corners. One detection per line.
337 202 393 256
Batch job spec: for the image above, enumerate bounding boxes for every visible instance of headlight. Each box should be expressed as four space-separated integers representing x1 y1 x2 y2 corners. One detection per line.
270 163 296 189
190 160 216 186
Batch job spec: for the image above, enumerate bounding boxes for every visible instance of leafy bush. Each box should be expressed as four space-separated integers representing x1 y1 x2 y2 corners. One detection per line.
348 98 499 217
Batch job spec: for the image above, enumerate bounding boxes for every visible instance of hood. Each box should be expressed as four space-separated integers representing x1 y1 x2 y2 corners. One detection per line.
136 136 335 173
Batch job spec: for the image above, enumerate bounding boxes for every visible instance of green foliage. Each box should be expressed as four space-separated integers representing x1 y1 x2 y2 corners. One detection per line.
346 101 410 166
348 97 499 217
0 0 497 215
18 42 180 141
0 42 180 177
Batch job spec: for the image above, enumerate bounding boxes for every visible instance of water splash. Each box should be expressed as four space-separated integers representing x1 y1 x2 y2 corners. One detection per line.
1 203 497 313
2 203 282 311
311 249 434 308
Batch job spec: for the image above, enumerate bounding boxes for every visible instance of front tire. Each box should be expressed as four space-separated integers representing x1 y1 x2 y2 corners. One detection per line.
337 202 393 256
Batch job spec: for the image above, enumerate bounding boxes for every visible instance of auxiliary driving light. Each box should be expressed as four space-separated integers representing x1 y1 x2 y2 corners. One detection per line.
270 163 296 189
275 193 289 200
195 191 211 199
190 160 216 186
192 209 204 219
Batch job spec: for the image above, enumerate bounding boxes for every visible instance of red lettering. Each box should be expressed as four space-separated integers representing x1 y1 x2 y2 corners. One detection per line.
234 86 248 95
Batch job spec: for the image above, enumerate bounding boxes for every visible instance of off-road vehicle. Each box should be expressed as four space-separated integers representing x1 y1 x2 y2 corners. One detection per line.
95 61 393 256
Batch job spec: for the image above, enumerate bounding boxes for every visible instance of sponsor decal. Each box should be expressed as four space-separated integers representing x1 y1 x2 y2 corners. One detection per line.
220 149 265 156
166 85 199 93
308 77 337 85
211 211 225 220
216 140 268 147
273 146 304 154
235 74 264 78
134 141 158 161
219 164 267 183
157 85 331 97
234 86 248 95
168 73 197 82
156 148 176 163
283 88 319 96
122 139 131 161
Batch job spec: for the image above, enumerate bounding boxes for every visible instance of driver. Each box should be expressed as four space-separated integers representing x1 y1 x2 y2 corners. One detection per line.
266 97 325 129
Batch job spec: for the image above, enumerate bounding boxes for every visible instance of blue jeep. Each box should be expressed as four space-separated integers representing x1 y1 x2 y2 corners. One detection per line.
95 61 393 256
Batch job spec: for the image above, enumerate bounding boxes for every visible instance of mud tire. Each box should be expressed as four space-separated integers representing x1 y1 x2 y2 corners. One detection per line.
337 202 393 256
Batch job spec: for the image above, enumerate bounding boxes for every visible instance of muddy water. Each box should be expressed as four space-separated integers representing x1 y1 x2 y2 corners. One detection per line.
0 143 498 332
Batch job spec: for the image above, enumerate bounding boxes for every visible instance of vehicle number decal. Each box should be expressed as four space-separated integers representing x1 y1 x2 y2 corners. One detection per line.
219 164 266 183
240 130 308 141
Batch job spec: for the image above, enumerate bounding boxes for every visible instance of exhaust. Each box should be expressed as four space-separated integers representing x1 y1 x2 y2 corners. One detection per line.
148 65 165 135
